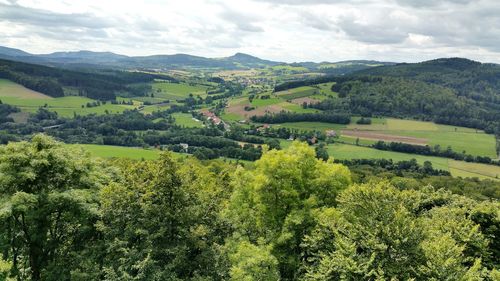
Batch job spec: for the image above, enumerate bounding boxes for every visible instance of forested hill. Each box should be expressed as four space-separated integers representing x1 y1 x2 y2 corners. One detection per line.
276 58 500 134
0 46 282 70
356 58 500 102
0 58 175 100
0 46 392 72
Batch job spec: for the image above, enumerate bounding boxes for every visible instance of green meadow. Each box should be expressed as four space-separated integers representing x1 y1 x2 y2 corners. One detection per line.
152 82 209 100
0 79 135 117
172 113 204 128
327 143 451 171
67 144 162 160
345 118 497 158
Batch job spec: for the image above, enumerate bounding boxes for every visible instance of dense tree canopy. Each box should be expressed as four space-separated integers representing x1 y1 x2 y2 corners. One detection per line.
0 136 498 280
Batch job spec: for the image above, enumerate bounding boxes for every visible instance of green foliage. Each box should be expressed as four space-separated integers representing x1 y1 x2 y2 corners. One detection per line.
99 153 233 280
228 240 279 281
0 134 101 281
302 182 498 280
225 142 351 278
0 136 498 280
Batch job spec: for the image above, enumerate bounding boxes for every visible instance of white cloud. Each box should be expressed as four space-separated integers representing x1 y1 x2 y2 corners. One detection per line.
0 0 499 63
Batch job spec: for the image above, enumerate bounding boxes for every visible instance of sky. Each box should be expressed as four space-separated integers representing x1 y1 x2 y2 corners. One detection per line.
1 0 500 63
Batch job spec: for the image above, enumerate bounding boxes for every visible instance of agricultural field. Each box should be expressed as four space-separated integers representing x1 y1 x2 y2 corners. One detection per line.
448 160 500 180
344 118 497 158
327 143 451 171
275 86 319 100
0 79 136 117
316 82 337 97
152 81 209 100
172 113 204 128
67 144 162 160
274 122 346 132
327 143 500 180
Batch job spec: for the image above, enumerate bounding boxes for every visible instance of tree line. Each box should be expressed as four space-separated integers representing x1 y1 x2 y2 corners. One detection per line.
251 111 351 124
372 141 500 166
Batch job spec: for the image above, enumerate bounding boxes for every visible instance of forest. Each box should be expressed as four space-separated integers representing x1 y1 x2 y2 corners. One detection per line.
0 59 176 100
0 136 498 281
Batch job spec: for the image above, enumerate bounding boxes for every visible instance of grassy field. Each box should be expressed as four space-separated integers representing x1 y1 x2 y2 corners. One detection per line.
327 143 500 180
327 143 451 171
152 82 209 100
275 86 318 100
0 79 52 99
275 122 346 131
220 112 244 122
0 79 135 117
68 144 162 160
448 160 500 180
172 113 204 128
251 97 282 107
316 82 338 97
344 118 497 158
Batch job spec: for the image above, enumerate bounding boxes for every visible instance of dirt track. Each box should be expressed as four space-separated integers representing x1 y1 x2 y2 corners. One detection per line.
341 130 428 145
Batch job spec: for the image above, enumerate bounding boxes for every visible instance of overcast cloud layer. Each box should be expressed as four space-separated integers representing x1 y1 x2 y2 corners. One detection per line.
1 0 499 63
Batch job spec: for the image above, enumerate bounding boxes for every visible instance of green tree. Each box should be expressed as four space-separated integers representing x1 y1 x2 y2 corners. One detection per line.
0 135 101 281
99 153 232 280
225 142 351 279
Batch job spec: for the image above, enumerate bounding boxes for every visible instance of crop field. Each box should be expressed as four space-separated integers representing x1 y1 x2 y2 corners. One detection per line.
152 82 209 100
344 118 497 158
341 130 428 145
172 113 204 128
327 143 500 180
275 86 318 100
274 122 346 131
448 160 500 180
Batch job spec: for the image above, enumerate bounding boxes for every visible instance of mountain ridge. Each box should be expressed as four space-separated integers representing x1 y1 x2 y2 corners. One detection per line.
0 46 391 72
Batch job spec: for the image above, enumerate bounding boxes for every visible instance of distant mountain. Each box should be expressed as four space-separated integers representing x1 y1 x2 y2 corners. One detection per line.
0 46 390 72
0 46 283 70
292 60 396 75
39 50 128 63
0 46 32 57
225 52 281 68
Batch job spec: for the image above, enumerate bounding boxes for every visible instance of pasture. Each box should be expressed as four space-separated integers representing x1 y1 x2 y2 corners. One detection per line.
274 122 346 131
152 82 209 100
172 113 204 128
68 144 162 160
344 118 497 158
327 143 451 171
275 86 318 100
0 79 52 99
0 79 136 117
448 160 500 181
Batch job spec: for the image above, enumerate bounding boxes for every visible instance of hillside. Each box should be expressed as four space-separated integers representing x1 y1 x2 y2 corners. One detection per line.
275 58 500 135
0 58 175 100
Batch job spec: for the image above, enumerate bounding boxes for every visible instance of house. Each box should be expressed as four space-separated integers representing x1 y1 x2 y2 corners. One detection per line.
179 143 189 151
325 130 337 137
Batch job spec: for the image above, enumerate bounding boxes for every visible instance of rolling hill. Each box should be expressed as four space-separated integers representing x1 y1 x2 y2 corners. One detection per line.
0 46 391 72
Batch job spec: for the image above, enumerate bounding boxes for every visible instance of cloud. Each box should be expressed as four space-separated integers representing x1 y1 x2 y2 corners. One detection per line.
1 0 500 63
219 6 264 32
395 0 474 8
0 3 114 29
